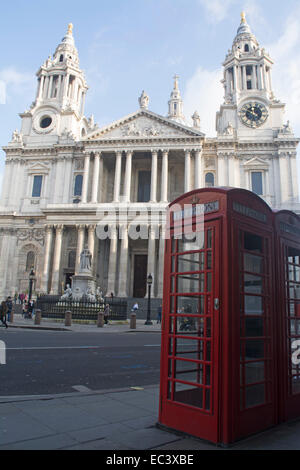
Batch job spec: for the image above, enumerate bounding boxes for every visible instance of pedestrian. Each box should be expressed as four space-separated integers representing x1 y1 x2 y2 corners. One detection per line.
104 304 110 324
28 300 34 319
6 296 13 323
157 305 162 324
0 300 8 329
132 302 139 313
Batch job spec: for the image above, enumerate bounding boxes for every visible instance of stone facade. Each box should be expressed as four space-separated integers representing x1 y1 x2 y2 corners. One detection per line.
0 15 299 299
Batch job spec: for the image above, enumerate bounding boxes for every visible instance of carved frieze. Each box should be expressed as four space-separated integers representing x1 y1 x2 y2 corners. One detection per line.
17 228 45 246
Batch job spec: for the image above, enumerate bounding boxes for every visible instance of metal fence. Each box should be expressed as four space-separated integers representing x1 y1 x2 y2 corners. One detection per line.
36 296 128 322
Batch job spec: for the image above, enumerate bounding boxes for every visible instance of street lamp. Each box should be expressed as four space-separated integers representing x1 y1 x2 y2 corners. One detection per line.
28 267 36 301
145 273 153 325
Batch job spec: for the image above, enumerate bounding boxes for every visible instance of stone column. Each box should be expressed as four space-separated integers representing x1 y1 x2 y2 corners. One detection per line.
47 75 53 99
184 150 192 193
157 226 166 298
87 224 96 273
150 150 158 202
113 151 122 202
91 152 101 203
124 150 133 202
106 225 118 296
81 153 90 203
194 148 203 189
118 225 129 297
50 225 64 294
75 224 85 274
62 156 73 203
161 150 169 203
242 66 247 90
291 153 299 202
42 225 53 293
147 226 157 295
279 153 289 205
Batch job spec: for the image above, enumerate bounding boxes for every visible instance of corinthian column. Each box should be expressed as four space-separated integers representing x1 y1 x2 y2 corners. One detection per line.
106 225 118 296
113 151 122 202
147 226 157 295
194 148 203 189
88 224 96 273
184 149 191 193
75 224 85 274
91 152 101 203
42 225 53 293
81 153 90 203
124 151 133 202
118 225 129 297
150 150 158 202
161 150 169 203
50 225 64 294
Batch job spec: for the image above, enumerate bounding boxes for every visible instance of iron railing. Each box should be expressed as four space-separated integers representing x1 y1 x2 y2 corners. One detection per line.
36 296 128 322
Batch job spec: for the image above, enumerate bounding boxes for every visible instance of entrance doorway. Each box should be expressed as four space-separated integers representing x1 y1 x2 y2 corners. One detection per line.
64 272 74 288
133 255 148 297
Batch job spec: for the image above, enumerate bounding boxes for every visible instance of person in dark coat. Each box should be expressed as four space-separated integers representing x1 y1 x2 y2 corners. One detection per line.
6 296 13 322
0 301 8 329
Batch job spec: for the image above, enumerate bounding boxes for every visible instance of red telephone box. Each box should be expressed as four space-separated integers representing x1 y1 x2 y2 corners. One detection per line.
274 210 300 423
159 187 278 445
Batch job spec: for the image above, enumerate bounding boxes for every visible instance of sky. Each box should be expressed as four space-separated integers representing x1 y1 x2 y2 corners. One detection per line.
1 0 300 192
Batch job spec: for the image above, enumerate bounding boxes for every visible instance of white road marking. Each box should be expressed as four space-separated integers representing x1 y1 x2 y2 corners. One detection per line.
5 346 103 351
72 385 92 392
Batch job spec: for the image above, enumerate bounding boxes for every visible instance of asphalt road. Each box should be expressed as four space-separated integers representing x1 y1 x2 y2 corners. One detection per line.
0 329 161 396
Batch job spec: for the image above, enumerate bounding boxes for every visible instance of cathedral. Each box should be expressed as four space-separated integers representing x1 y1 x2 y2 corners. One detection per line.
0 13 299 300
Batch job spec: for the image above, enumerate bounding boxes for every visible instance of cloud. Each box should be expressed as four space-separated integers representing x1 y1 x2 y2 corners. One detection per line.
183 66 223 136
0 67 35 104
198 0 236 24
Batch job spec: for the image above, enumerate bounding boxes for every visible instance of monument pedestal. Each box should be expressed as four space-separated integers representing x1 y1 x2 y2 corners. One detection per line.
71 272 96 301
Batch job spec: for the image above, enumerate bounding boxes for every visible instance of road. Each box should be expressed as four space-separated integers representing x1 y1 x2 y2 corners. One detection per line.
0 329 161 396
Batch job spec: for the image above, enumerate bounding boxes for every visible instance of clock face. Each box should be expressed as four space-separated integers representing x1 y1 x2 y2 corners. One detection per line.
239 102 268 128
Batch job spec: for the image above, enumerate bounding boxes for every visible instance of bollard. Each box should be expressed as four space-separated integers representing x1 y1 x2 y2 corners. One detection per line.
97 311 104 328
9 309 14 324
130 312 136 330
65 310 72 327
34 309 42 325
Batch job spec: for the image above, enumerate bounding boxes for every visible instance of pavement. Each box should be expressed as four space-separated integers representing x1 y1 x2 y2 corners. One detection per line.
1 315 300 450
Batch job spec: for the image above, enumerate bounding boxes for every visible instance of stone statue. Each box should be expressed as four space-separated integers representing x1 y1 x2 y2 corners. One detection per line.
85 286 96 303
192 111 200 129
138 90 149 110
80 249 92 271
12 130 23 144
223 122 234 136
61 284 73 301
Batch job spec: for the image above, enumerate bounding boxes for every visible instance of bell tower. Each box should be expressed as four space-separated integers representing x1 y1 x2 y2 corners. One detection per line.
216 12 286 139
19 24 89 143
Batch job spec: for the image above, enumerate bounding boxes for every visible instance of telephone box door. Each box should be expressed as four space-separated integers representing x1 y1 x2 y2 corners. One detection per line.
160 219 220 443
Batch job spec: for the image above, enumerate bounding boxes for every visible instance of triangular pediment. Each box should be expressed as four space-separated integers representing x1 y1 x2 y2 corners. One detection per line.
85 109 204 141
27 162 50 174
244 157 269 169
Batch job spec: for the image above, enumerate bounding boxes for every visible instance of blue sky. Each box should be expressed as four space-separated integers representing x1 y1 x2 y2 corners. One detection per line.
1 0 300 191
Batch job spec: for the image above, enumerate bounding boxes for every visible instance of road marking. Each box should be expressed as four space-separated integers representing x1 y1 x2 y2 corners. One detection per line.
144 344 161 347
5 346 104 351
72 385 92 393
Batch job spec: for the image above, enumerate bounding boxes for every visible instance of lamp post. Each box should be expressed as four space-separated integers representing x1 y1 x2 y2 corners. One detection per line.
28 267 36 302
145 273 153 325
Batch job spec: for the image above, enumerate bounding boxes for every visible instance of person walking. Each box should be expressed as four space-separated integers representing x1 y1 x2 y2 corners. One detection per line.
104 304 110 325
0 300 8 329
157 305 162 324
6 296 13 323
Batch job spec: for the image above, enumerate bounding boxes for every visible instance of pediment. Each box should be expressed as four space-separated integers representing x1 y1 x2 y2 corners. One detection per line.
85 109 204 141
27 162 50 174
244 157 269 169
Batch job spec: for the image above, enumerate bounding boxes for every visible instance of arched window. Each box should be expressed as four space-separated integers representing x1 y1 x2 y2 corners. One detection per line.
59 54 64 62
74 174 83 196
68 251 76 269
244 44 249 52
26 251 35 271
205 173 215 188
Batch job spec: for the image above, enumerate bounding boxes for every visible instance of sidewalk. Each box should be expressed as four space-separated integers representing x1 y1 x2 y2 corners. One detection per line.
6 314 162 334
1 383 300 450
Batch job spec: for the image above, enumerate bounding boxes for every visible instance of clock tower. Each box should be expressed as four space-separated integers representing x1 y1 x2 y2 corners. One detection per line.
216 12 286 139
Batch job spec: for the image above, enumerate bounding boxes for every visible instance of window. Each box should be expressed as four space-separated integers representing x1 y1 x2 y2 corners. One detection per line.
246 65 252 76
251 172 263 196
205 173 215 188
74 174 83 196
137 171 151 202
26 251 35 271
59 55 64 62
247 80 252 90
32 175 43 198
244 44 249 52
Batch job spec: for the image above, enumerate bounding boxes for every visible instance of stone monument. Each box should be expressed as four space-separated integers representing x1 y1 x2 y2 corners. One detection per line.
71 248 97 301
